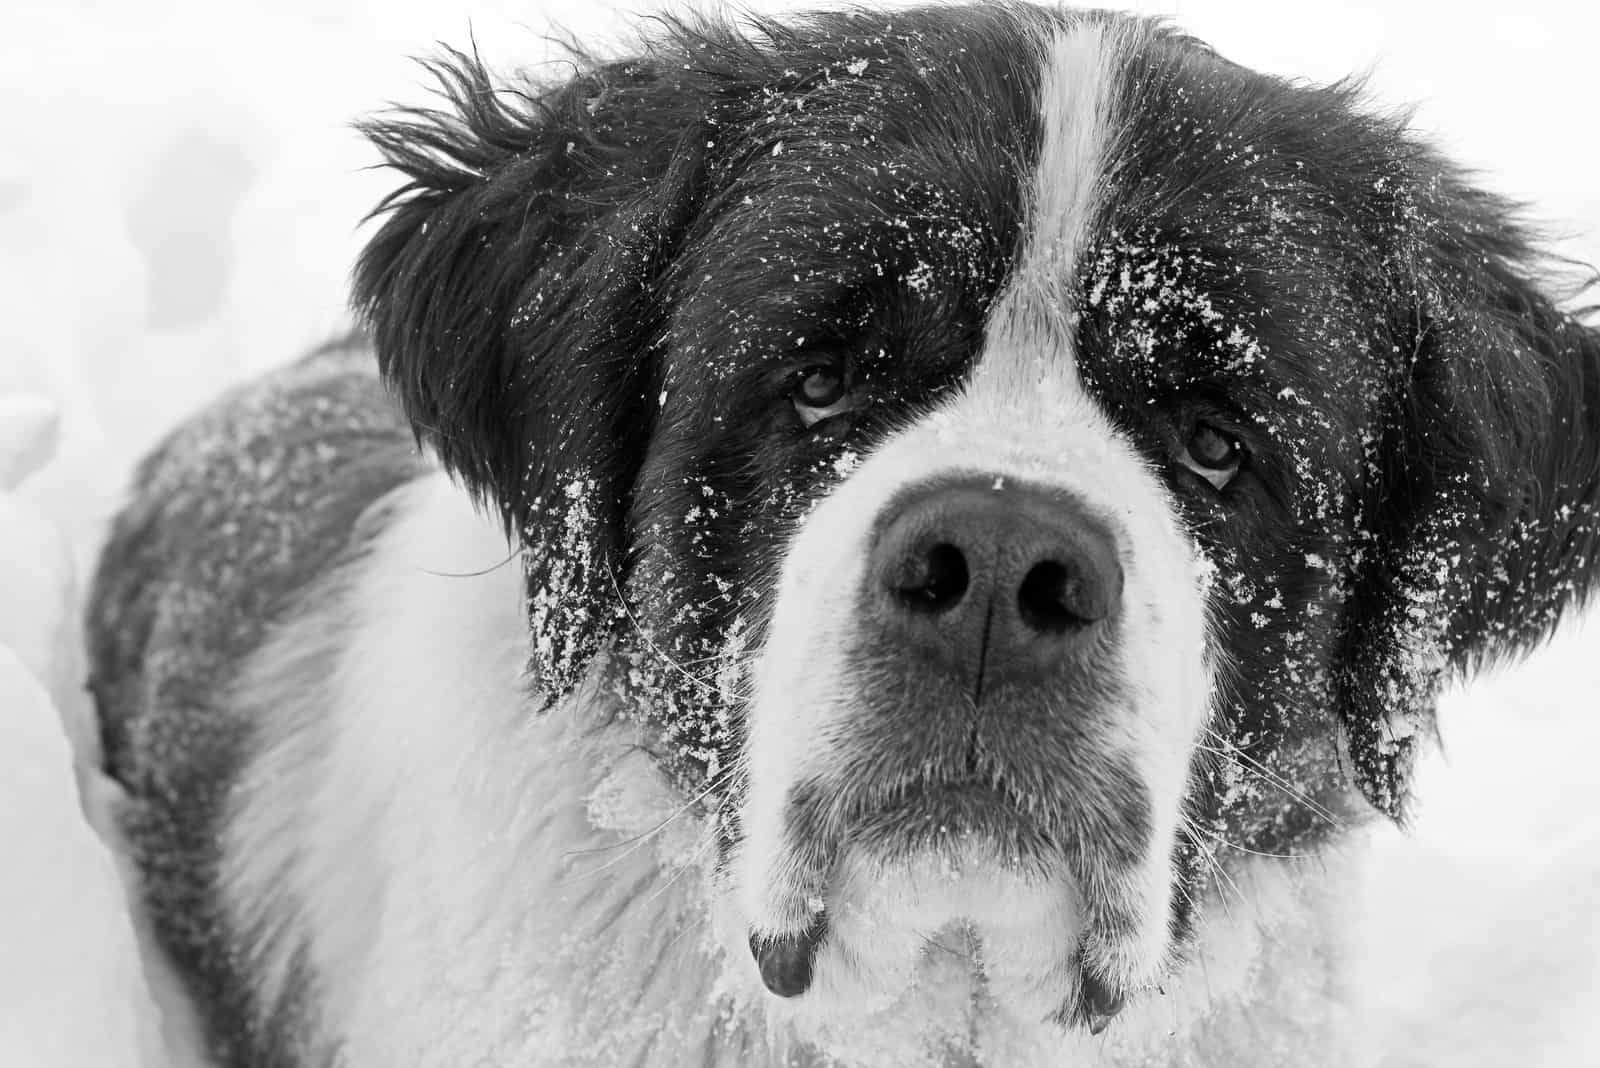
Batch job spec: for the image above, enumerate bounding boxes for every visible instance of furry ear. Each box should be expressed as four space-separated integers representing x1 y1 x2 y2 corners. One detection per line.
354 50 710 697
1339 167 1600 819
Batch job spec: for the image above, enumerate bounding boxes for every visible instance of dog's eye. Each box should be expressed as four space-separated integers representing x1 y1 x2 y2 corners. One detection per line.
1180 422 1244 490
792 366 857 428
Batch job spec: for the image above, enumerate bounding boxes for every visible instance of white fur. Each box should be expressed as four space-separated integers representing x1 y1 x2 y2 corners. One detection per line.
221 473 746 1065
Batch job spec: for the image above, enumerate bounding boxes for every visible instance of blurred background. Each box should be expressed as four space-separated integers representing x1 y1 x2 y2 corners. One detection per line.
2 1 1596 1064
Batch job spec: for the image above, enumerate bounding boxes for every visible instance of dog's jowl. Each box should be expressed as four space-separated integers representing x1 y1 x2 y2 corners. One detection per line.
88 6 1600 1066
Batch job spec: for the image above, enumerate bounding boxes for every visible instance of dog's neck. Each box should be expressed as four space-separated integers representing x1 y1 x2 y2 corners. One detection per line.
225 472 1370 1067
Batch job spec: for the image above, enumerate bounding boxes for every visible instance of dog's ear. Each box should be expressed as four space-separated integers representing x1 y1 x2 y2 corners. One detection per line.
354 50 710 698
1339 163 1600 819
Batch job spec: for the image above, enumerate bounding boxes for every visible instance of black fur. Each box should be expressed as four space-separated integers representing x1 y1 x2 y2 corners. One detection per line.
1341 178 1600 817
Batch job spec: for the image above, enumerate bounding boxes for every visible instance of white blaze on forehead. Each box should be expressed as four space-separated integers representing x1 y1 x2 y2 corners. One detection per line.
977 18 1137 400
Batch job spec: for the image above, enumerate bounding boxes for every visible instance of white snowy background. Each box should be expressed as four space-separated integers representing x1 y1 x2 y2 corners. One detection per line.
2 1 1597 1064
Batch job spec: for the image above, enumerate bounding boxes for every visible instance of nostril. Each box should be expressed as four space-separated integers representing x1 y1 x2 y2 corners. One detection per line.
1018 560 1085 633
893 542 969 614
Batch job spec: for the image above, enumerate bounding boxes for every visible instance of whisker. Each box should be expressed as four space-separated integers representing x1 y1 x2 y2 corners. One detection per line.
1170 878 1198 917
641 825 722 910
419 546 520 579
605 561 722 695
562 765 735 860
1197 730 1345 830
558 769 737 887
1178 814 1244 913
1182 814 1315 862
1210 840 1313 861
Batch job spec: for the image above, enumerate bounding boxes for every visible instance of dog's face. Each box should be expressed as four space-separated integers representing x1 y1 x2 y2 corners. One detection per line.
356 3 1600 1040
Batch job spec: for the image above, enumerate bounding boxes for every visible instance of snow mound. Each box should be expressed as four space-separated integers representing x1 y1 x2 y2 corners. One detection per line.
0 402 75 697
0 396 59 490
0 647 163 1068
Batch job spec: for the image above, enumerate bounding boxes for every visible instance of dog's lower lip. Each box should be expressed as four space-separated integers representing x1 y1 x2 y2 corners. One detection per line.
855 777 1042 846
1081 971 1127 1034
749 913 829 998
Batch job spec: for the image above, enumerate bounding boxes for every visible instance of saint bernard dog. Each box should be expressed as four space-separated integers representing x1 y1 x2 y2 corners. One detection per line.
87 4 1600 1066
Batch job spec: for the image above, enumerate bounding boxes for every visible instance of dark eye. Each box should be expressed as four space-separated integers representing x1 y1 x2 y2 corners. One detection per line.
791 365 857 428
1180 421 1244 490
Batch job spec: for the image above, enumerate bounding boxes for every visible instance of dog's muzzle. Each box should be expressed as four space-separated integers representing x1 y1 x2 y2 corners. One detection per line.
747 475 1141 1024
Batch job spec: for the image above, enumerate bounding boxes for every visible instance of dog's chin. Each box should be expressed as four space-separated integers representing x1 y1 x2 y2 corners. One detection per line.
729 820 1089 1037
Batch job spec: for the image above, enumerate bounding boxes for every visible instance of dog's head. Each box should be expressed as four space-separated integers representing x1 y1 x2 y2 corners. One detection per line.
356 3 1600 1042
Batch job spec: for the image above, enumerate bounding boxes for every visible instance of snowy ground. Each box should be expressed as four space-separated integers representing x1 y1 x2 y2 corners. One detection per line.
3 1 1597 1064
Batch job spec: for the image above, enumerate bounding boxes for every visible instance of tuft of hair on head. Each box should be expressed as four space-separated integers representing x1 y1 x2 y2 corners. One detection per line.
352 35 716 697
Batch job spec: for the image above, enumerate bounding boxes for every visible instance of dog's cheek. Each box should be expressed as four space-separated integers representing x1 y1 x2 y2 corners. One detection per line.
1074 520 1215 993
735 483 879 934
1194 528 1371 855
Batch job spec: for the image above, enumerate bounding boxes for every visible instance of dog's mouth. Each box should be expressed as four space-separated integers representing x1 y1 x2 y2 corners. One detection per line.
738 761 1154 1035
842 775 1057 863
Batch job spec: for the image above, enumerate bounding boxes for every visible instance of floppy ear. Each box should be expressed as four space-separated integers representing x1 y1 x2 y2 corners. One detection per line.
354 51 710 698
1339 165 1600 819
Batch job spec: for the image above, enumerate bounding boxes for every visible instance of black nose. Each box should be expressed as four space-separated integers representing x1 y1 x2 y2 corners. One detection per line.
867 477 1123 690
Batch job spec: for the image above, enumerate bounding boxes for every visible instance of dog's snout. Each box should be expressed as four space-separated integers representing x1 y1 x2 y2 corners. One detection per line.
869 477 1122 685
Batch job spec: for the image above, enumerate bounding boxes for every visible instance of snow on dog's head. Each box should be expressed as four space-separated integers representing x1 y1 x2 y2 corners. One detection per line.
355 2 1600 1055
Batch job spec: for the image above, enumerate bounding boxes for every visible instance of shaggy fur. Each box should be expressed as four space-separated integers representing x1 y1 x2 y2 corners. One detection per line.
89 5 1600 1066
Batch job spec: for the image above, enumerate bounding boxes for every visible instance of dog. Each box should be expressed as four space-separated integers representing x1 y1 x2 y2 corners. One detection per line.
87 5 1600 1065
